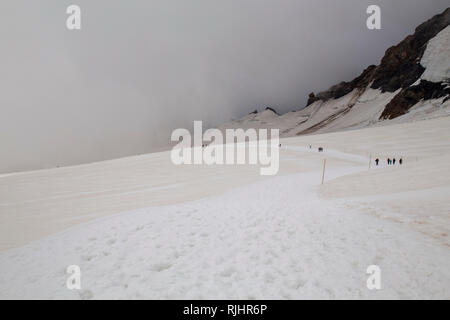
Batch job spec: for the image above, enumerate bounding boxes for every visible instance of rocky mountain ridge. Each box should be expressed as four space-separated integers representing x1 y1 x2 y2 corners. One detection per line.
220 8 450 136
307 7 450 119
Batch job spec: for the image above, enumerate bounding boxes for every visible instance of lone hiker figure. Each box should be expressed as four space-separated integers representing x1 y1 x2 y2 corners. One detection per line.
399 158 403 165
375 158 379 166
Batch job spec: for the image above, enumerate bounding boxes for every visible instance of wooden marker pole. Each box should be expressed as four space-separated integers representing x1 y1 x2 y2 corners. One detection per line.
322 159 327 185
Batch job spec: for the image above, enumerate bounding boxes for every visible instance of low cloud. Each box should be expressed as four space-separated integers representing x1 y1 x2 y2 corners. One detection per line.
1 0 449 172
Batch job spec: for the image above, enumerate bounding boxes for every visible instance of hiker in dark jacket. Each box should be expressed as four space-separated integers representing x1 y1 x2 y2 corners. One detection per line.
375 158 379 166
399 158 403 165
393 158 396 165
387 158 391 165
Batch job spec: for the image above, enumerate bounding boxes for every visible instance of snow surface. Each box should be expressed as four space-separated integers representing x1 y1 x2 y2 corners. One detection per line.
421 25 450 83
1 116 450 299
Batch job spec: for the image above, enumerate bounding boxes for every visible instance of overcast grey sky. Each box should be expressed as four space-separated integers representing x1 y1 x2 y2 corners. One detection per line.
0 0 449 173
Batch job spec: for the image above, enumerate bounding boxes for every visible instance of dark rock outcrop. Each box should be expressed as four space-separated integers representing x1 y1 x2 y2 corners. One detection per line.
265 107 279 115
370 8 450 92
306 65 376 106
380 80 450 119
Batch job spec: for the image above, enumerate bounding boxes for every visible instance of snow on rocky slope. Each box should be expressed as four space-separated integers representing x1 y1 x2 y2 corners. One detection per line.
220 8 450 136
421 25 450 82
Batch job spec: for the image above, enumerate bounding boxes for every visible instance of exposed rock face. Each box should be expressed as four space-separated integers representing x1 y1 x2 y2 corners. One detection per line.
307 8 450 119
265 107 279 115
223 9 450 137
306 66 376 106
380 80 450 119
370 8 450 92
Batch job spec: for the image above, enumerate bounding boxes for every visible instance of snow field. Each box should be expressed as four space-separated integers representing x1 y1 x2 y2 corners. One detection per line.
1 116 450 299
1 170 449 299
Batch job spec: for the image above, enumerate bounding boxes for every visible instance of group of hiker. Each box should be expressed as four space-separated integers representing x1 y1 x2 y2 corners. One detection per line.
305 144 403 167
375 157 403 166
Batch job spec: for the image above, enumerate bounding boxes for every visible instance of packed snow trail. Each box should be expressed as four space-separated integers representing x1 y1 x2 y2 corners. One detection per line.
1 168 449 299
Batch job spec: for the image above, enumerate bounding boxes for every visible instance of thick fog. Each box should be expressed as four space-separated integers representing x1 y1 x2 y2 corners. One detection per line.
1 0 449 173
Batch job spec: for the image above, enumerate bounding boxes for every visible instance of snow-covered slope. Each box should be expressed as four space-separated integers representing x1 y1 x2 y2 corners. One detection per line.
227 88 398 136
421 25 450 82
220 8 450 136
219 91 450 137
1 116 450 299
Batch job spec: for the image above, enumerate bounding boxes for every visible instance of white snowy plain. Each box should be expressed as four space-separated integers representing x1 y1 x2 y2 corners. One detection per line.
1 116 450 299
